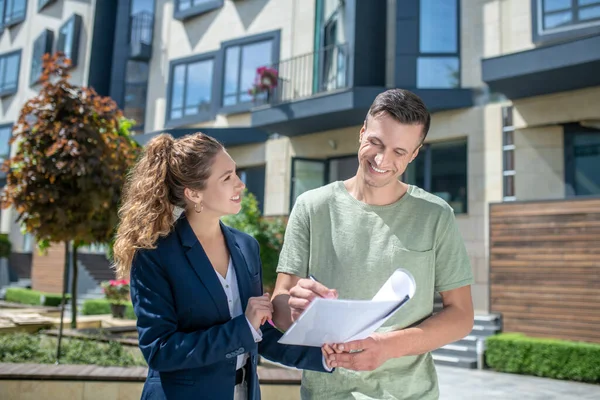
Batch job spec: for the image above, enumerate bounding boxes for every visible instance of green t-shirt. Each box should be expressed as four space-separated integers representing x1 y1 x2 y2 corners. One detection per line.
276 181 474 400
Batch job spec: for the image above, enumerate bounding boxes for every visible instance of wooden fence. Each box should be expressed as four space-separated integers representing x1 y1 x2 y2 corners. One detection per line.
489 197 600 343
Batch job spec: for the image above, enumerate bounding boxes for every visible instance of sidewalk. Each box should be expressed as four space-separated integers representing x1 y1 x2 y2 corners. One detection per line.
438 366 600 399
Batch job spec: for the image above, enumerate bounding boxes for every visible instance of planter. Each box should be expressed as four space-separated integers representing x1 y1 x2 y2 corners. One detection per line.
110 303 126 319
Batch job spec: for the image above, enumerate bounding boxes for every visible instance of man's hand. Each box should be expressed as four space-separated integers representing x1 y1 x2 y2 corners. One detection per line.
327 334 389 371
288 279 338 321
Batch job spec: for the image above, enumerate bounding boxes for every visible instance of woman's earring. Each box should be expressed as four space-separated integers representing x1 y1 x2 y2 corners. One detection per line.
194 201 203 213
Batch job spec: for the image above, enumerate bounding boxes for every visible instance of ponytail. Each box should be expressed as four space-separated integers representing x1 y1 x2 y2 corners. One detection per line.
113 134 176 278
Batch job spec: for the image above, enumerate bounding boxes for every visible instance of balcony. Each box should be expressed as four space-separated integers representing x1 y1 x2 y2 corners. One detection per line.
482 34 600 100
251 43 473 136
129 11 153 61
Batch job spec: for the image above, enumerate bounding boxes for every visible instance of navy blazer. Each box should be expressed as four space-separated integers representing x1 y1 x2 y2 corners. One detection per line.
130 214 328 400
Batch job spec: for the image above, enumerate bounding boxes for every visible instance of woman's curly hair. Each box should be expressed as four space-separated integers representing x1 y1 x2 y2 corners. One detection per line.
112 132 223 278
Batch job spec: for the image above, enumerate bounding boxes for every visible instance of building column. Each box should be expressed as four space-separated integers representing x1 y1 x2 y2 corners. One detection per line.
264 136 292 217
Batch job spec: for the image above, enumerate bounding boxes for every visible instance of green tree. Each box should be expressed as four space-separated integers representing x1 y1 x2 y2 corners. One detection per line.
222 190 286 292
0 53 141 334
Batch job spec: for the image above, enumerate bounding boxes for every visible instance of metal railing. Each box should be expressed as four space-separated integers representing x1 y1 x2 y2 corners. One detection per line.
129 11 154 50
262 43 350 106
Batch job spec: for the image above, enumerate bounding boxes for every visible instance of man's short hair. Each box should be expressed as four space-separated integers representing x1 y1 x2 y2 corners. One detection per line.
365 89 431 142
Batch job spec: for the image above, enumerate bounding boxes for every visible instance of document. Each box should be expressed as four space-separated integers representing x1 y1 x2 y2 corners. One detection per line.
278 268 416 347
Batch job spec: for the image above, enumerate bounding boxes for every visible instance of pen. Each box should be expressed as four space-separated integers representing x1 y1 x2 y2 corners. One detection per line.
308 274 319 283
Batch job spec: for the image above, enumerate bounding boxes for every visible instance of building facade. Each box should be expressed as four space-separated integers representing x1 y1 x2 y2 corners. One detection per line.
0 0 599 314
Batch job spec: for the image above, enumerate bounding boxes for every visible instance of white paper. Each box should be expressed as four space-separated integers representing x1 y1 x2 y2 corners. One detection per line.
278 269 416 347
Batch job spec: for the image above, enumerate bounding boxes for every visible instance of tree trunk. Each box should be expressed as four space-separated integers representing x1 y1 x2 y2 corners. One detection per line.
56 241 70 363
70 243 78 329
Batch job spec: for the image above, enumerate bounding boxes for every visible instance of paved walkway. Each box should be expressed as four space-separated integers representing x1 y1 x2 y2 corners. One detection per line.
437 366 600 399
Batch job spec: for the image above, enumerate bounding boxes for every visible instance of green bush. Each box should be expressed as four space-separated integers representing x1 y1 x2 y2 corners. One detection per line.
222 190 286 291
0 233 11 258
82 298 136 320
5 288 70 307
5 288 41 305
486 333 600 383
0 332 146 367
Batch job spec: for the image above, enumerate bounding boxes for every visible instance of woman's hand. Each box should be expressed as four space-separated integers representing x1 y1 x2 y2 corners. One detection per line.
245 293 273 331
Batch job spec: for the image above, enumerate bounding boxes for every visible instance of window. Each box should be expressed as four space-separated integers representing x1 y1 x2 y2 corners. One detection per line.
174 0 223 21
417 0 460 88
404 139 468 214
0 50 20 97
237 165 266 213
290 158 327 207
501 106 516 201
30 29 54 86
533 0 600 43
565 125 600 196
314 0 347 93
167 52 216 125
4 0 26 26
124 61 149 132
0 124 11 167
57 14 83 68
289 155 358 208
130 0 155 60
38 0 55 11
221 31 280 112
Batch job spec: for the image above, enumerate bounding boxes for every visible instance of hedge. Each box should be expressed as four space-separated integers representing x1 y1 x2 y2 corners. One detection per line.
0 332 146 367
82 299 135 320
486 333 600 383
5 288 70 307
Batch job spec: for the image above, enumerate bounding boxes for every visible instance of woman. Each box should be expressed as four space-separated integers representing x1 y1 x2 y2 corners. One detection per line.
113 133 331 400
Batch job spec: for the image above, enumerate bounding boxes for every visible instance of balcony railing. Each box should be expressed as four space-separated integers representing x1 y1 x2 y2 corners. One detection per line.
261 43 350 106
129 11 154 61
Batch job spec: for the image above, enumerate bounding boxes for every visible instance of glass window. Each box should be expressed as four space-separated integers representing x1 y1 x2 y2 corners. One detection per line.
223 39 273 107
0 125 12 165
169 56 214 121
130 0 155 47
417 57 460 89
404 139 468 214
124 61 149 130
0 52 20 95
572 132 600 195
177 0 212 11
4 0 26 25
418 0 460 89
420 0 457 53
30 30 53 86
39 0 56 10
328 156 358 182
57 15 82 67
291 159 326 206
541 0 600 31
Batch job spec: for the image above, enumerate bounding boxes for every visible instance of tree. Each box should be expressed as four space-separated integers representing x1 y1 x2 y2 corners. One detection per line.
222 190 286 292
0 53 141 338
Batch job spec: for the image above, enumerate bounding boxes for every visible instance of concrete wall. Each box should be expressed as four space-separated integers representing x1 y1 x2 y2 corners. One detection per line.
146 0 315 132
514 126 565 201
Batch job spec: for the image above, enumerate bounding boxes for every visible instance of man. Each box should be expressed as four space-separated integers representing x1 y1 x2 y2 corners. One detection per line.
271 89 474 399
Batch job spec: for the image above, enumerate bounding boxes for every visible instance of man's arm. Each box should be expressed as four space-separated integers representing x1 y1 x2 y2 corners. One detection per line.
271 273 300 331
328 285 473 371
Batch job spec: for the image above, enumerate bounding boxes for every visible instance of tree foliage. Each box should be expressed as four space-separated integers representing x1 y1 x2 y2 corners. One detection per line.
0 52 141 248
222 190 286 291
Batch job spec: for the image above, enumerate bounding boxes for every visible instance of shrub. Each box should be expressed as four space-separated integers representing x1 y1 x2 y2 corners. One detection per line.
5 288 41 305
5 288 70 307
82 298 135 320
100 279 130 304
486 333 600 383
222 190 286 291
0 233 11 258
0 332 146 367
